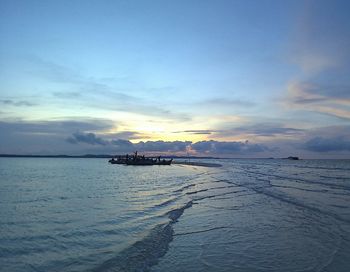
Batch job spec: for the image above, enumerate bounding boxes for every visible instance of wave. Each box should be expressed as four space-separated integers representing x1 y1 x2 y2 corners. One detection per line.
186 189 208 195
224 178 350 224
91 201 193 272
174 226 232 236
173 183 196 193
241 169 350 191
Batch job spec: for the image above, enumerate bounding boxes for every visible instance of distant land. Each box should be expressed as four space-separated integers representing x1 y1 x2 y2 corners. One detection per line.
2 154 350 160
0 154 221 159
0 154 305 160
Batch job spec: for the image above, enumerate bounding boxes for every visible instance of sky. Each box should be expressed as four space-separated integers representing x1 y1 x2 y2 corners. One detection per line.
1 0 350 158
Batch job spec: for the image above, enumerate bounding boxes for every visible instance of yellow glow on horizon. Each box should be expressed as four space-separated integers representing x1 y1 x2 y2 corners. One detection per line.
12 104 250 144
104 112 248 143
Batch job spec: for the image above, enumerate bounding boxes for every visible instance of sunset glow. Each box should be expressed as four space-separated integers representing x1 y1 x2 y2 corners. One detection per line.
1 0 350 158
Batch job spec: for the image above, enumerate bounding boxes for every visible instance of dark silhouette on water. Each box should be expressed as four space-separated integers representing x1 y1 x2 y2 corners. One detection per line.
109 151 173 166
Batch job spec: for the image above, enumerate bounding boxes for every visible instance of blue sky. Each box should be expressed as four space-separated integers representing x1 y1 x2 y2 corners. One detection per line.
1 0 350 158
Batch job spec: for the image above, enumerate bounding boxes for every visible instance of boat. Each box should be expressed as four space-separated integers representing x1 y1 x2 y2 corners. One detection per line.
125 158 173 166
108 152 173 166
108 155 128 164
108 158 125 164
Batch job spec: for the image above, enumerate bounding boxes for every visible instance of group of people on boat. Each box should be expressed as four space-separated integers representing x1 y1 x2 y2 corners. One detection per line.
108 151 173 165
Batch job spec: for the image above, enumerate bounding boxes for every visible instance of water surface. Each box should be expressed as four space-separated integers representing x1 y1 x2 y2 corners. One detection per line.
0 158 349 271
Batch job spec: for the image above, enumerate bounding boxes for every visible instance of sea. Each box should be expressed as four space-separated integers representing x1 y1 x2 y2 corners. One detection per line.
0 158 349 272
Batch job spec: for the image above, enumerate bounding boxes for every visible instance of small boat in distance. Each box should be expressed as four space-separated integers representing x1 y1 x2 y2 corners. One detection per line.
286 156 299 160
108 152 173 166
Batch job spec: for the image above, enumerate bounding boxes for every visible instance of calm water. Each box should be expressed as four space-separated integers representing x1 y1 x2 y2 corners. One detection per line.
0 158 349 271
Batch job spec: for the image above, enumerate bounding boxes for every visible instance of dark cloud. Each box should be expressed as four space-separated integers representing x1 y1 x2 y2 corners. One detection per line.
191 140 268 154
175 130 220 135
2 118 350 157
66 132 107 146
0 99 36 107
66 133 191 153
67 135 191 153
67 136 267 154
111 139 134 150
302 137 350 152
135 141 191 152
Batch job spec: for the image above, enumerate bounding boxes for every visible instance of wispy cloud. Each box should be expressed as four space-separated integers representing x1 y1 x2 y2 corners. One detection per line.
22 56 190 121
0 118 115 135
284 1 350 122
285 81 350 120
290 1 350 75
197 123 305 141
174 129 221 135
0 99 36 107
230 123 304 137
52 92 82 99
199 98 255 108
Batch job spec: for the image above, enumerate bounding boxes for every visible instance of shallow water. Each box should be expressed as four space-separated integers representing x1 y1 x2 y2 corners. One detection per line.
0 158 349 271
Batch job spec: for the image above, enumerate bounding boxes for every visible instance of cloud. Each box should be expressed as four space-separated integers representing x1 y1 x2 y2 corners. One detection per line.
108 131 147 140
22 56 190 121
0 99 36 107
0 118 115 134
285 81 350 120
26 55 84 85
64 131 268 155
2 119 350 157
302 137 350 152
284 1 350 121
200 98 255 108
207 123 305 140
175 123 304 139
230 123 304 137
174 129 220 135
288 82 350 103
291 1 350 74
66 132 191 153
0 119 115 155
52 92 82 99
110 139 134 150
134 140 191 152
66 132 107 145
191 140 268 154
